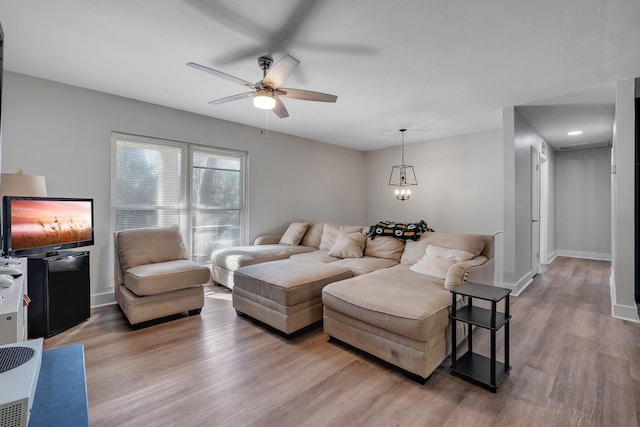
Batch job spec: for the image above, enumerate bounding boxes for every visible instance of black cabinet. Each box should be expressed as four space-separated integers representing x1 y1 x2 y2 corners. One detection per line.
27 251 90 338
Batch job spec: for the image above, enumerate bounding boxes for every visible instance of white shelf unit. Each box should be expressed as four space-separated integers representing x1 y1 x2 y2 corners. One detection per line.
0 258 28 344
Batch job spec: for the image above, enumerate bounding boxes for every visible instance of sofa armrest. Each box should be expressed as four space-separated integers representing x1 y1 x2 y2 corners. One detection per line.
253 235 283 245
444 255 489 290
113 232 124 286
466 257 495 286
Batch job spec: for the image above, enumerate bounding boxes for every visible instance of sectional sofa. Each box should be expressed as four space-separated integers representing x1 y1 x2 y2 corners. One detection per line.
210 220 495 381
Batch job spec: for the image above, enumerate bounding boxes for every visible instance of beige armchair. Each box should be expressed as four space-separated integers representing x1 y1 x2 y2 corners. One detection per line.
114 225 211 325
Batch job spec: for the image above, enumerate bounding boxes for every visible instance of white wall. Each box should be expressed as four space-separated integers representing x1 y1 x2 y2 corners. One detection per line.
364 129 503 235
1 72 366 305
503 108 547 293
611 78 639 322
555 147 611 260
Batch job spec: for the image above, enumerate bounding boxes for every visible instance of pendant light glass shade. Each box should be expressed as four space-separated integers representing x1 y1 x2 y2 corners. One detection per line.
253 90 276 110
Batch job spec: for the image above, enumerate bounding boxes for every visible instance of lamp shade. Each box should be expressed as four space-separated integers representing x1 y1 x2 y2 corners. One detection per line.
0 172 48 198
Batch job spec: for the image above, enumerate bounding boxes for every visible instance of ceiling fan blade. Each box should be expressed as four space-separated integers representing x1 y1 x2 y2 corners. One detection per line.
213 46 268 66
277 88 337 103
272 96 289 118
209 92 255 105
186 0 325 65
262 55 300 89
187 62 256 89
272 0 323 51
297 41 379 56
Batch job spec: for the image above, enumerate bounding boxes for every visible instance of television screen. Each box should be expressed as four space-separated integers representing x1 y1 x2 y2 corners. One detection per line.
2 196 94 256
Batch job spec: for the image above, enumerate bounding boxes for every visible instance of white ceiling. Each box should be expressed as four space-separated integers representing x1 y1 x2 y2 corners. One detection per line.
1 0 639 151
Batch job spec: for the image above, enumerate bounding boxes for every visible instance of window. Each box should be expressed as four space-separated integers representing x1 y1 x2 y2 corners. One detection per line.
111 133 247 264
191 147 244 263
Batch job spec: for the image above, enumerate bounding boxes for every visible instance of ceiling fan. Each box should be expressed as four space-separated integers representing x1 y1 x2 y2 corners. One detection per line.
187 55 337 118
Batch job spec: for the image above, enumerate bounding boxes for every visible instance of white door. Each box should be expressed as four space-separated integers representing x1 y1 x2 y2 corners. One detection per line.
531 146 540 276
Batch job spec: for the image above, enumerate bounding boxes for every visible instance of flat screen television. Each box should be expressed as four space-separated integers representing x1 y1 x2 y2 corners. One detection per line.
2 196 94 256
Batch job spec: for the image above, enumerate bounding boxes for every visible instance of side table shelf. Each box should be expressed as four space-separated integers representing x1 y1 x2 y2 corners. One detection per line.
449 282 511 392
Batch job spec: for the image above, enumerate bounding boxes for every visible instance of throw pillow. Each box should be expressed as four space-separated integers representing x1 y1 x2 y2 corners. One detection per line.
320 223 365 250
400 233 486 264
364 235 405 261
319 223 342 250
279 222 310 246
409 244 474 279
328 232 366 258
300 221 324 248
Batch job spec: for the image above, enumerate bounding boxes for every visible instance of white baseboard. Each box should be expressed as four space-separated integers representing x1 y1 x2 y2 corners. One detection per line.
609 275 640 323
500 271 533 296
612 303 640 323
92 291 116 307
556 249 611 261
545 250 558 264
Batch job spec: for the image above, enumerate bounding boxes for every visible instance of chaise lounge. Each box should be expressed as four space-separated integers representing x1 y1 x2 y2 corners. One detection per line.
323 231 494 381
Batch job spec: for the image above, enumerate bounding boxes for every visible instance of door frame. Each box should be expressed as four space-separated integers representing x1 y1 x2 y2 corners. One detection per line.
531 145 540 275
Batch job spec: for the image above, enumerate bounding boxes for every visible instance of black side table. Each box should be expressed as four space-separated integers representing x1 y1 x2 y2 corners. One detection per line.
449 282 511 392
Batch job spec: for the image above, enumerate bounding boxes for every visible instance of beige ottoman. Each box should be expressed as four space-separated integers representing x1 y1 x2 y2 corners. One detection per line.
322 265 458 382
232 259 353 336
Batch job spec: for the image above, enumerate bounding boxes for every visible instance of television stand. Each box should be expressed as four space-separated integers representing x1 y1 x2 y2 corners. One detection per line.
27 251 90 338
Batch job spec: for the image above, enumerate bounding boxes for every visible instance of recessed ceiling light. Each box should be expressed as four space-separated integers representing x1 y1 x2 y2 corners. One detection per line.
567 130 583 136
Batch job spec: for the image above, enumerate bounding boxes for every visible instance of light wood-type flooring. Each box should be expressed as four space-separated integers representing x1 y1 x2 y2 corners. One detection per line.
44 257 640 426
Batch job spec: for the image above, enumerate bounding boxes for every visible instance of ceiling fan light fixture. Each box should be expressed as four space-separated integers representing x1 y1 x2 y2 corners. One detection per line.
188 55 336 118
253 90 276 110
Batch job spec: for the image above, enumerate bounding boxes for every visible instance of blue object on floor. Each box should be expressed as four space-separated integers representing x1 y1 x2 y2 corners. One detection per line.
29 344 89 427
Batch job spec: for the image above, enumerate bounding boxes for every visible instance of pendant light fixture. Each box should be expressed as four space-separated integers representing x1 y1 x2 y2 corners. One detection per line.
388 128 417 201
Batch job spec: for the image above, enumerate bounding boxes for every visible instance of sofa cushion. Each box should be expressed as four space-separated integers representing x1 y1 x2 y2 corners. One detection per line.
330 256 398 276
409 245 475 279
118 282 203 307
401 232 486 265
319 223 365 250
328 232 366 258
279 222 309 245
364 236 405 261
211 244 316 271
290 250 340 263
117 225 188 271
322 265 451 342
124 259 211 296
300 221 325 248
234 259 353 307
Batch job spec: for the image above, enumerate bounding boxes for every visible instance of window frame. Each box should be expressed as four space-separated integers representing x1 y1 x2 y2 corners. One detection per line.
110 132 248 269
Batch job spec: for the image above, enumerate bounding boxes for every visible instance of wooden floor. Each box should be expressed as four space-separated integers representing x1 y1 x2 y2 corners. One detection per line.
44 257 640 426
